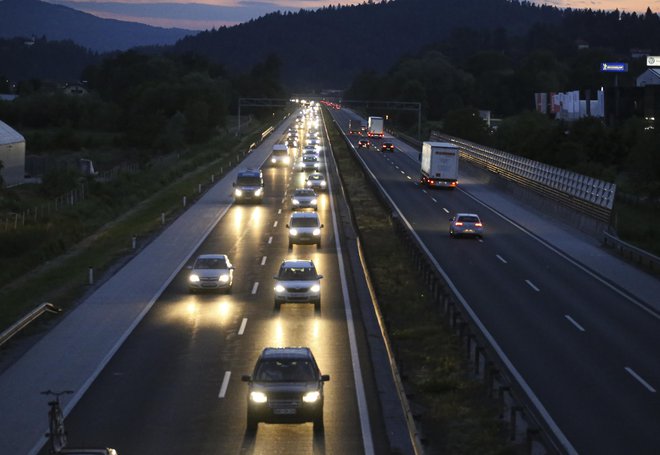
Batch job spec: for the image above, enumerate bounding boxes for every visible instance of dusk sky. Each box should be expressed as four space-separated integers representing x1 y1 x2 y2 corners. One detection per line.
45 0 659 31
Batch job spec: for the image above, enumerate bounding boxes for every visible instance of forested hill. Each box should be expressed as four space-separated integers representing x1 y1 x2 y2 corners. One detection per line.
174 0 562 89
173 0 660 90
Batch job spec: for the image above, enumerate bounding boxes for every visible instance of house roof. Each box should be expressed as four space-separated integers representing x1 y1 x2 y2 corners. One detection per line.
0 120 24 145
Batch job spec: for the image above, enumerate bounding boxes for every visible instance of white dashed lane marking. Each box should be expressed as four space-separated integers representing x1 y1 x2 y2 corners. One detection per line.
564 314 585 332
525 280 540 292
496 254 508 264
238 318 247 335
625 367 656 393
261 256 267 266
218 371 231 398
251 282 259 295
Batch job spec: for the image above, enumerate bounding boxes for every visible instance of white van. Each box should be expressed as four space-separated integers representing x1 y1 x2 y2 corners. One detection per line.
270 144 290 167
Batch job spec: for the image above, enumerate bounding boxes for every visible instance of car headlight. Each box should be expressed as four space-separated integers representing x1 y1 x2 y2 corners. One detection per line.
302 391 320 403
313 228 321 236
306 181 312 187
271 158 276 163
189 274 200 283
274 284 286 293
234 189 243 197
219 274 229 283
310 199 317 205
292 199 300 205
321 181 326 187
255 188 263 196
250 391 268 403
310 284 320 293
284 157 290 164
290 228 298 236
314 163 319 168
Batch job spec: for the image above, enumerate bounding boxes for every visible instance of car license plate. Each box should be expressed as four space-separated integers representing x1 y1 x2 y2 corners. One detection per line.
273 408 297 415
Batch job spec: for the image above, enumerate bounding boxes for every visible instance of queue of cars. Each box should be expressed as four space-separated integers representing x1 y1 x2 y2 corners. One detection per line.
187 104 331 432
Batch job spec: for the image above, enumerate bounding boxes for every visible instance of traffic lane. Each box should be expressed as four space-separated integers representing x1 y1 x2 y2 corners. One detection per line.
371 156 660 453
52 159 366 453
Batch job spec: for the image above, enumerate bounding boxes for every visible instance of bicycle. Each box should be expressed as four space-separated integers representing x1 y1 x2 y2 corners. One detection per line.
41 389 73 453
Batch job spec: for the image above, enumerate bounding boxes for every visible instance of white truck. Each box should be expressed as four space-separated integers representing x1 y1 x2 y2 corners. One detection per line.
367 116 384 138
420 141 459 189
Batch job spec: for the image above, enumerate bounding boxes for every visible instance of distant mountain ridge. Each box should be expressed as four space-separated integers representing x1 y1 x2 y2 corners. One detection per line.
0 0 192 52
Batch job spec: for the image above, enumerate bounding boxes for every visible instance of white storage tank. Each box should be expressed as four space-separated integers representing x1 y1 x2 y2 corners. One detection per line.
0 120 25 187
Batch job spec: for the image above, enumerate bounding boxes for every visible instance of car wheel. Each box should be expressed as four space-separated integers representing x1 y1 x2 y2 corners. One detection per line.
314 299 321 312
247 412 258 432
449 230 454 237
225 285 232 295
288 241 293 250
188 288 196 294
274 300 281 311
317 240 321 249
313 413 324 432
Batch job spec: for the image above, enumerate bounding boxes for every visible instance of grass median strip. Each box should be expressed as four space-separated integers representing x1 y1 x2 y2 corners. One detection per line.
325 111 512 454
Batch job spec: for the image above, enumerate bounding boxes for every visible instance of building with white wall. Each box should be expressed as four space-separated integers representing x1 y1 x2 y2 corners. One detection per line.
0 120 25 187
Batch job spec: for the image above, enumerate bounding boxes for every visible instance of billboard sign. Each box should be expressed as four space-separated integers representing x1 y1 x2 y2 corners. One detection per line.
600 62 628 72
647 56 660 66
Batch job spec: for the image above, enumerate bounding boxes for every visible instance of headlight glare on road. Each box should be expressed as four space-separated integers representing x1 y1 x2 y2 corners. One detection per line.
274 284 286 293
250 391 268 403
310 284 320 293
189 274 200 283
302 391 320 403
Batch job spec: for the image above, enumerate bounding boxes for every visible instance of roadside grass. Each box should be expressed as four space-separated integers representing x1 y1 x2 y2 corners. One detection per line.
0 124 267 331
324 112 513 454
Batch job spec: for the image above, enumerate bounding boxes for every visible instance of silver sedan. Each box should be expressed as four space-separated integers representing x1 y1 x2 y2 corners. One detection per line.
449 213 484 238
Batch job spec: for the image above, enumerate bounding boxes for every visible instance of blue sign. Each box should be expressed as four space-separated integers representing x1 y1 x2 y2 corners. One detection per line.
601 62 628 72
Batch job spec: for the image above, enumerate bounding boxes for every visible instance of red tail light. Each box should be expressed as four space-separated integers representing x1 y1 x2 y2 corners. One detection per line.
475 223 482 227
454 222 463 226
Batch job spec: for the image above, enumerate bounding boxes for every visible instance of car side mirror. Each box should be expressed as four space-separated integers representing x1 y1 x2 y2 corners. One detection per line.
320 224 324 228
186 265 193 270
273 275 279 279
241 375 252 382
317 274 324 279
449 217 454 221
232 182 236 187
229 266 235 270
321 374 330 382
286 224 290 228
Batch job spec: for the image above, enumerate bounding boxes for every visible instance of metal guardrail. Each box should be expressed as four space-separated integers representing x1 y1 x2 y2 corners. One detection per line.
0 302 62 349
336 120 570 454
431 131 615 223
602 231 660 273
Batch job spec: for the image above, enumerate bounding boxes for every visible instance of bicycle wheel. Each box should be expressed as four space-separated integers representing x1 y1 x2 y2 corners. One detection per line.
49 404 67 453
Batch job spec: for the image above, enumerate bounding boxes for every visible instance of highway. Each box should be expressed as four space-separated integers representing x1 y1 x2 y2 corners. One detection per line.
330 108 660 455
25 110 392 455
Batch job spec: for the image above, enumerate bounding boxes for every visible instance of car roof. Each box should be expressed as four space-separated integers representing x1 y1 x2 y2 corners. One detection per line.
456 213 480 218
290 211 319 219
280 259 315 269
261 347 313 360
237 168 262 177
196 254 228 260
293 188 315 194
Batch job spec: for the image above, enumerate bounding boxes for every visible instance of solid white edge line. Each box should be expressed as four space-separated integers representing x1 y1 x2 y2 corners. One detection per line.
456 186 660 321
625 367 656 393
324 119 375 455
251 282 259 294
238 318 248 336
526 279 540 292
261 256 267 266
28 202 236 455
496 254 508 264
218 371 232 398
340 130 578 455
564 315 586 332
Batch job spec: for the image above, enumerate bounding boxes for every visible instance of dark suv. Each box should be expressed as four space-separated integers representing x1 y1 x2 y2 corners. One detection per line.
241 347 330 431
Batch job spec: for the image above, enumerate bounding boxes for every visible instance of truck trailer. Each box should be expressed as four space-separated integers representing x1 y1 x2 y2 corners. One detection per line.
367 116 384 138
420 142 459 189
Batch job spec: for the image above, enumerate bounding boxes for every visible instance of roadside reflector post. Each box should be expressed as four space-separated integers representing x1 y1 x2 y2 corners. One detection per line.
161 213 165 225
132 235 137 250
183 196 187 207
88 267 94 285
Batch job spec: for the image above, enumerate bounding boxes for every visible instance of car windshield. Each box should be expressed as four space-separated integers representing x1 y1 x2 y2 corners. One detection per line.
254 359 317 382
278 266 317 280
308 175 323 181
194 257 227 269
291 217 319 227
273 149 287 156
294 189 315 197
303 156 317 162
458 216 480 223
236 176 261 186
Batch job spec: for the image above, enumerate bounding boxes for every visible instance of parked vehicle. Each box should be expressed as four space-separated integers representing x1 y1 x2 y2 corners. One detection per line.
420 141 459 189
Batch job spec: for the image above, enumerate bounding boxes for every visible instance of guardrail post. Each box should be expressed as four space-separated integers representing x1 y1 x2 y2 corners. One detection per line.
526 428 540 454
198 184 202 194
161 213 165 225
132 235 137 250
88 266 94 285
510 406 522 441
183 196 187 207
